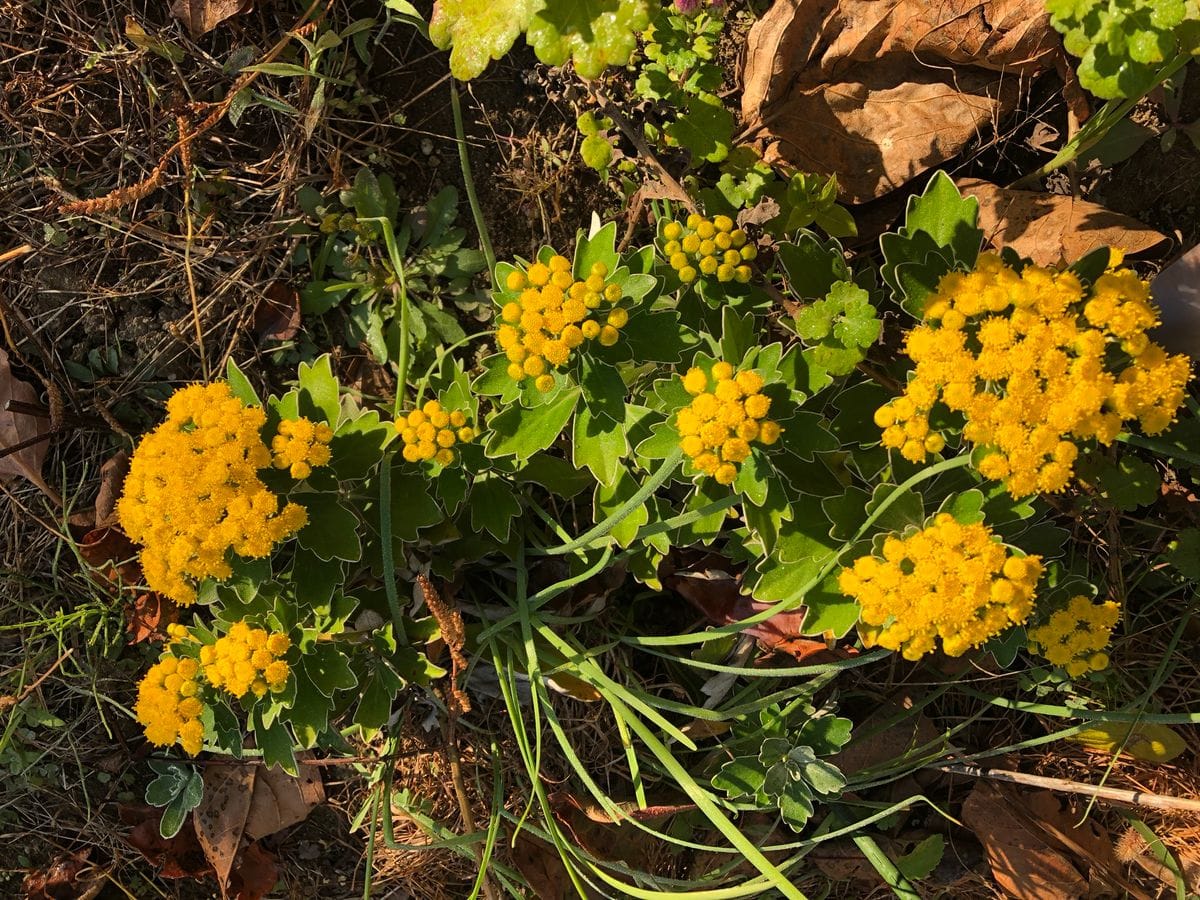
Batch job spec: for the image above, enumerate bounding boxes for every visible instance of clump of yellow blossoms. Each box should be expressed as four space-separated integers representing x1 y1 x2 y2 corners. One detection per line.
118 383 308 605
271 417 333 479
874 254 1191 496
496 255 629 392
135 655 206 755
838 514 1044 661
1028 595 1119 677
397 398 475 465
676 363 781 485
659 214 755 285
200 621 291 699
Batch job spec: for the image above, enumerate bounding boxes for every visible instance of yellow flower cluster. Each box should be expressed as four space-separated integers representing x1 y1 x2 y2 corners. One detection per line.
135 655 206 756
659 214 754 284
1028 595 1119 676
838 514 1043 661
398 398 475 465
118 383 308 605
496 255 628 392
271 417 333 480
677 363 781 485
199 621 291 699
875 254 1191 497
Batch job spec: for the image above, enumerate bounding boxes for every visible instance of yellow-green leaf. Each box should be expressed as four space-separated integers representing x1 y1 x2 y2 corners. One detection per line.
1068 721 1187 762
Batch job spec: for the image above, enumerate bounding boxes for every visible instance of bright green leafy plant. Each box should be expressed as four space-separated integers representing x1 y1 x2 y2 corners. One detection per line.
296 170 487 370
1047 0 1199 99
712 705 853 831
428 0 650 80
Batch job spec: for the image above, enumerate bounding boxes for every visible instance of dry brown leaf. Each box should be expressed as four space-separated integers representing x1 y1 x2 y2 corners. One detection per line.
22 850 105 900
665 566 858 664
511 834 573 900
193 761 323 890
1150 244 1200 359
742 0 1059 203
122 803 214 880
170 0 252 38
253 282 301 344
959 178 1168 267
0 348 55 497
961 782 1086 900
227 843 279 900
126 592 177 644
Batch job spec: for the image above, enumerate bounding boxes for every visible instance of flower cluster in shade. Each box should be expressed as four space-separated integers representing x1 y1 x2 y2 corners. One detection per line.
271 417 333 480
1028 595 1119 677
658 214 754 285
838 514 1043 661
874 254 1191 497
135 655 206 755
676 363 780 485
117 383 308 605
398 398 475 465
497 256 628 392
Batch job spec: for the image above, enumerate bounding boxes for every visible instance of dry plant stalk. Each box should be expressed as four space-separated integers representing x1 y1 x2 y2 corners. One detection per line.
57 5 324 216
417 574 470 715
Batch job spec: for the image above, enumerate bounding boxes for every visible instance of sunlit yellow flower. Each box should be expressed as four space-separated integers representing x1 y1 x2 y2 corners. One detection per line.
658 214 753 285
876 254 1191 497
136 654 207 755
117 382 308 605
496 256 630 391
839 514 1043 661
676 363 781 485
201 621 291 699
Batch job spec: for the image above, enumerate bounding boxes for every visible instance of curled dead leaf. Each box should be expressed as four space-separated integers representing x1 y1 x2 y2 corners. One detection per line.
170 0 252 38
959 178 1168 267
121 803 213 880
665 566 857 664
94 450 130 528
22 850 104 900
253 281 302 344
0 348 57 500
743 0 1059 203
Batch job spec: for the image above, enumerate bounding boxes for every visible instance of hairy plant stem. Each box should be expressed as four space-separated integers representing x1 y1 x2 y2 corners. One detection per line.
450 81 496 279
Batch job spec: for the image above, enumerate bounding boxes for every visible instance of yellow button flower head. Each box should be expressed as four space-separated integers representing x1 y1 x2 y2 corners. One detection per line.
117 382 308 606
876 253 1191 497
838 514 1043 661
496 255 630 391
200 621 291 699
271 416 334 480
135 654 207 755
397 399 474 466
657 214 753 285
1028 595 1119 677
676 363 779 485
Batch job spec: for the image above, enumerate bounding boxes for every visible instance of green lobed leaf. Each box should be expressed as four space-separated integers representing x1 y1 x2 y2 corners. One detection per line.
526 0 651 79
296 494 362 562
469 476 522 541
486 387 580 460
297 354 341 426
428 0 538 80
